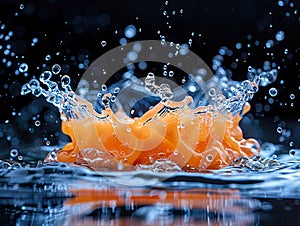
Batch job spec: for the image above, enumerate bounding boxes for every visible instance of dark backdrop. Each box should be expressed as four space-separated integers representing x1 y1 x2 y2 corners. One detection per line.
0 0 299 156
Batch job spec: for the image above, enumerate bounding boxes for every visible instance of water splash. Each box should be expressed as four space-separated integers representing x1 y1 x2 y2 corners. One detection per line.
19 54 278 172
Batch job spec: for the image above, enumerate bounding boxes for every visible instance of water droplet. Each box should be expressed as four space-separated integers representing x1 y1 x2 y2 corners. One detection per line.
269 87 278 97
101 84 107 91
10 149 18 158
265 40 274 48
20 4 24 9
28 79 40 89
277 126 282 133
32 37 38 43
236 42 242 49
206 154 214 162
290 94 295 99
113 87 120 93
278 0 284 7
52 64 61 74
20 84 31 95
101 40 107 47
168 71 174 77
117 162 124 170
124 25 136 38
45 55 51 61
40 71 52 82
111 95 116 102
35 120 41 126
19 63 28 73
275 31 285 41
61 75 71 87
289 149 296 157
208 88 216 97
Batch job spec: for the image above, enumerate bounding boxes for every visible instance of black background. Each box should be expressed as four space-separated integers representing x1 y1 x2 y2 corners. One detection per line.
0 0 299 155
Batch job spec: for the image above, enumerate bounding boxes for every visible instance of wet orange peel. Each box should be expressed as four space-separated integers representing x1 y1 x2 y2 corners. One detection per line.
57 96 260 170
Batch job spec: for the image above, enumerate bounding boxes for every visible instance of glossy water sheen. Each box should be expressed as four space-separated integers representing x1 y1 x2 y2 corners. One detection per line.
0 146 299 226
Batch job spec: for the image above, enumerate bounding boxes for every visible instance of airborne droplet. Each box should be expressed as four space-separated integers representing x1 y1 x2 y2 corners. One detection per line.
101 40 107 47
52 64 61 74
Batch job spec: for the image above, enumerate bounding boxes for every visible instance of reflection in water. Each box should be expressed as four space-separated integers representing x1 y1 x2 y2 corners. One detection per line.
65 187 259 226
1 161 300 225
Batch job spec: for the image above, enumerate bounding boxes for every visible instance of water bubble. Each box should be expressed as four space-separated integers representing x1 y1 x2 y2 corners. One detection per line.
19 63 28 73
277 126 282 133
113 87 120 93
45 55 51 61
101 84 107 91
160 83 173 100
119 38 127 45
208 88 216 97
127 51 138 61
61 75 71 87
32 37 38 43
269 87 278 97
188 85 196 92
20 84 31 95
138 61 147 70
124 25 136 38
278 1 284 7
265 40 274 48
289 149 296 157
101 40 107 47
275 31 285 41
40 71 52 82
32 86 43 97
28 79 40 89
206 154 214 162
290 94 295 99
10 149 18 158
18 156 23 161
101 95 110 107
236 42 242 49
111 95 116 102
35 120 41 126
52 64 61 74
